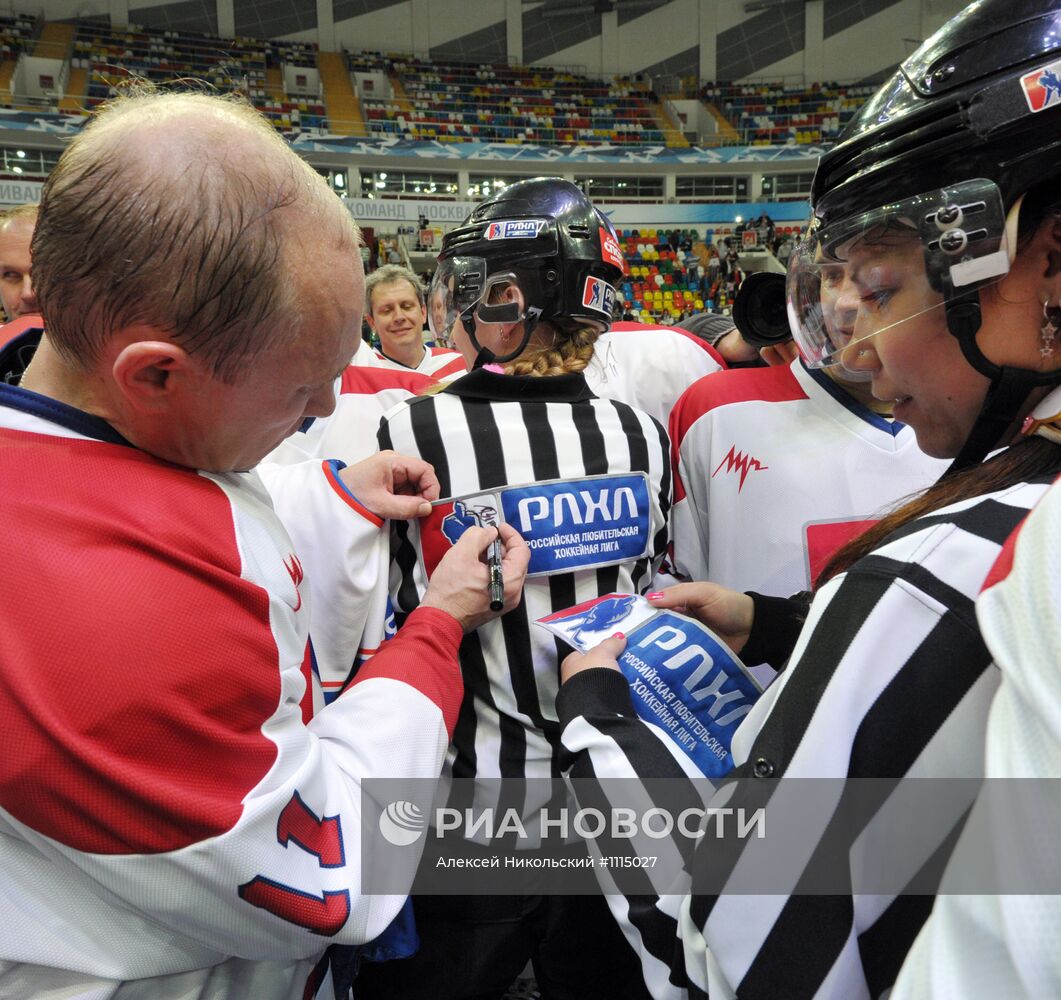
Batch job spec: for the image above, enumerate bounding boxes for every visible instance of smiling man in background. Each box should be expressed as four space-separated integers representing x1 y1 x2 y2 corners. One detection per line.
365 263 465 378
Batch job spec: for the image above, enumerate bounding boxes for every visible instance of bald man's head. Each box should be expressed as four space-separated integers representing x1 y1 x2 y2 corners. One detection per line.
32 89 358 382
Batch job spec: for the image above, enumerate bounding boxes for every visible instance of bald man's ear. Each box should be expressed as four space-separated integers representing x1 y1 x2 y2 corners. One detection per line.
111 341 196 413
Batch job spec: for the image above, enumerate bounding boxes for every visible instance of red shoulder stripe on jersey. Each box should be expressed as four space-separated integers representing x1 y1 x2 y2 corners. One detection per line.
430 354 469 380
323 459 385 527
339 364 436 396
981 514 1029 593
670 363 806 448
344 606 464 736
0 431 281 854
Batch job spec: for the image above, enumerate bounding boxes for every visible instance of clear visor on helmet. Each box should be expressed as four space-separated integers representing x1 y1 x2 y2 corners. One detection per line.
428 257 520 346
788 179 1011 369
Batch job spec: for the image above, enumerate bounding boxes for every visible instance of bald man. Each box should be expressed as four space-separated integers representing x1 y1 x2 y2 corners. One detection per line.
0 89 527 999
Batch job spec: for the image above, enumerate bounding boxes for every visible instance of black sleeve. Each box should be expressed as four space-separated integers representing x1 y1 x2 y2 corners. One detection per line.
739 590 811 670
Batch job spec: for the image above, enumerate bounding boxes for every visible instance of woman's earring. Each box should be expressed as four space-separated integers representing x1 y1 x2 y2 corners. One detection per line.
1041 299 1060 358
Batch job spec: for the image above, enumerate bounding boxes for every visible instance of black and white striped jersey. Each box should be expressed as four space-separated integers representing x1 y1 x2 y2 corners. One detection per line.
557 467 1061 1000
378 367 670 801
893 469 1061 1000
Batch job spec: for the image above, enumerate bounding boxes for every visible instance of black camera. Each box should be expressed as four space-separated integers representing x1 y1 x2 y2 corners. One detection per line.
731 271 791 349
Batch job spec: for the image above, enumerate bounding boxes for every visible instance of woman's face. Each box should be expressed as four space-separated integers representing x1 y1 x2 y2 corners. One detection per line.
838 220 1058 458
833 238 987 458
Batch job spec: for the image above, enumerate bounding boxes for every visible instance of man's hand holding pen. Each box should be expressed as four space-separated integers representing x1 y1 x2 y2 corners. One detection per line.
421 523 530 632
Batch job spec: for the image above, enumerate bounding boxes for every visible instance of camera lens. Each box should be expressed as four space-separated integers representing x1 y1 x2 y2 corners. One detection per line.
732 271 791 348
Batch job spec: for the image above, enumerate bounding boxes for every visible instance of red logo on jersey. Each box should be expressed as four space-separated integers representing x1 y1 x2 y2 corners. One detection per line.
1020 60 1061 113
284 554 304 612
712 446 768 492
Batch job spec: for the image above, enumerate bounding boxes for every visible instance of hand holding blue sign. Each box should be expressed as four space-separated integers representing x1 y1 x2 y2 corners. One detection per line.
546 592 762 779
645 583 755 658
560 632 628 683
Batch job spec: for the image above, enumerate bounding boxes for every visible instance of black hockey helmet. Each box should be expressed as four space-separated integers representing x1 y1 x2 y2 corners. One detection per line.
427 177 625 366
787 0 1061 470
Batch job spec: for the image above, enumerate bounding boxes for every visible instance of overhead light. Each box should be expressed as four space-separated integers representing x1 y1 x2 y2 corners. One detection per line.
379 171 387 180
12 165 22 174
15 149 25 158
376 180 386 188
334 174 345 188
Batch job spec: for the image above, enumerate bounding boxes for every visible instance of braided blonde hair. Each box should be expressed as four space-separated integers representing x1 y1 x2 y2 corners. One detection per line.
504 321 599 377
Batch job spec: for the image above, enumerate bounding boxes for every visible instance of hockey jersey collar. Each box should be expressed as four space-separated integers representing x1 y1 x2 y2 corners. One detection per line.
799 359 905 437
0 330 132 446
441 367 596 403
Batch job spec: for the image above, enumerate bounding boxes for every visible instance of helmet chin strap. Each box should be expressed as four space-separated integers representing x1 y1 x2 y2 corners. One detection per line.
944 291 1059 475
469 307 543 370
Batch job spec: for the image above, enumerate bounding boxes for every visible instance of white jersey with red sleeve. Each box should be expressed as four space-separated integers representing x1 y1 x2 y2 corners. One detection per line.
0 371 463 1000
584 320 726 427
669 357 948 595
373 344 467 380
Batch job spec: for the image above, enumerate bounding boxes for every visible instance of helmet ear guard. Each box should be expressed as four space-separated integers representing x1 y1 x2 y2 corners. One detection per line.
476 301 521 325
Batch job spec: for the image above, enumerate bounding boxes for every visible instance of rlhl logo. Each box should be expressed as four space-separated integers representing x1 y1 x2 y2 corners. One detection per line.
516 485 639 532
637 624 753 726
484 219 545 240
1021 59 1061 113
712 445 768 492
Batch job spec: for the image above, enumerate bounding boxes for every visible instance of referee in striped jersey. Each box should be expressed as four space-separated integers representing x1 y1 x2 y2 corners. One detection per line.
558 3 1061 998
355 179 669 999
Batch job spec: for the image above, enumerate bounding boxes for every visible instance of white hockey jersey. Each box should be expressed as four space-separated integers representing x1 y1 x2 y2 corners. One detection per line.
892 468 1061 1000
669 357 948 595
585 320 726 427
372 344 467 380
0 363 464 1000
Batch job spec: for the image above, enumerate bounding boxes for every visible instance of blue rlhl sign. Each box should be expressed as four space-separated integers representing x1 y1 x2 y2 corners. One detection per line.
498 473 651 576
618 611 762 780
484 219 545 240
